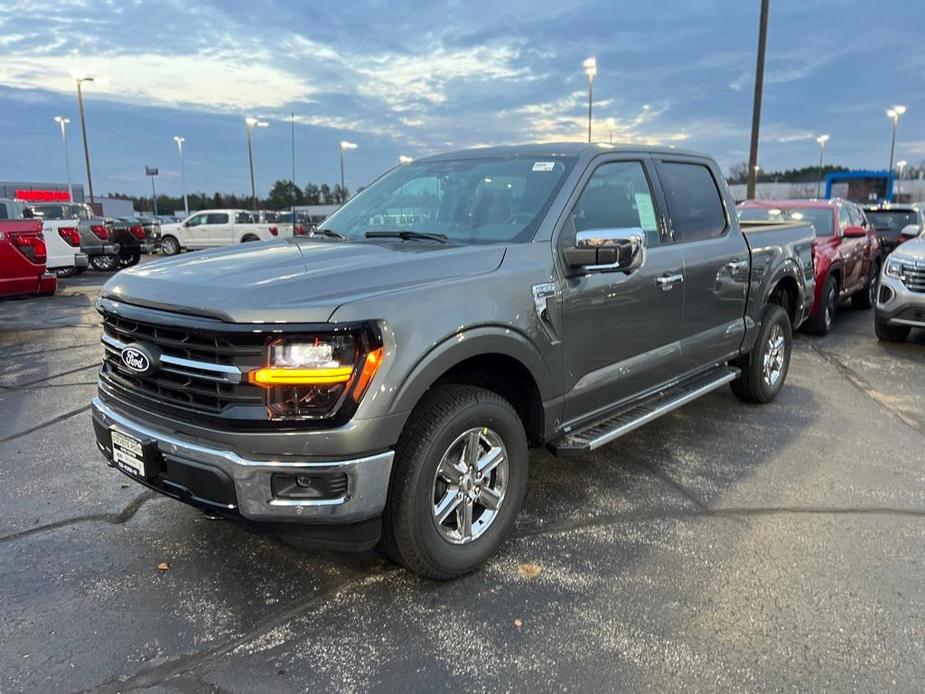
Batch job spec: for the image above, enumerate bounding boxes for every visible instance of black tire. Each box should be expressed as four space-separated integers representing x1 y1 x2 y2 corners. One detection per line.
54 266 78 278
875 319 910 342
74 265 87 275
851 262 878 310
89 254 119 272
119 251 141 268
241 234 259 243
730 304 792 404
160 236 180 255
805 274 838 335
380 385 528 580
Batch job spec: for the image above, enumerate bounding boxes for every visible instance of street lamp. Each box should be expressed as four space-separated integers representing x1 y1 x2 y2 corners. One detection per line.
582 57 597 143
244 117 268 211
173 136 188 218
815 134 830 198
897 159 907 200
76 76 95 205
886 105 906 200
398 155 413 165
339 141 358 201
53 116 73 201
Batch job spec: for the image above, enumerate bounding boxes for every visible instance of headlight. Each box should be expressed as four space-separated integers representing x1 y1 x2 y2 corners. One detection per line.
248 329 383 421
885 257 906 279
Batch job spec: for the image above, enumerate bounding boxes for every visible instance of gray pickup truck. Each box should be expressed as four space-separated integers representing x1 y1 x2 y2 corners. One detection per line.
91 144 815 578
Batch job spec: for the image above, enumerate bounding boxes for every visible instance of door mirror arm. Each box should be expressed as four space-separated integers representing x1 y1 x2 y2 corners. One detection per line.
564 228 647 274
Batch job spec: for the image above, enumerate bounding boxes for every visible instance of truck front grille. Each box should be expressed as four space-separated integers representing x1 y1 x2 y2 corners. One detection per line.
899 262 925 293
99 312 266 417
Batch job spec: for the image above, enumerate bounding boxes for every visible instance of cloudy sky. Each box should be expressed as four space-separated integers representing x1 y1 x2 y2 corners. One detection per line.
0 0 922 197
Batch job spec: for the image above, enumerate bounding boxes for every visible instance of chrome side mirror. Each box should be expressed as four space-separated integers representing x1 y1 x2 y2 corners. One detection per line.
900 223 922 238
564 227 647 273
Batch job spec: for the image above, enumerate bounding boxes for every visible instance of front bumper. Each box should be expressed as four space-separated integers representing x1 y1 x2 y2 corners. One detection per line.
91 396 394 529
876 273 925 328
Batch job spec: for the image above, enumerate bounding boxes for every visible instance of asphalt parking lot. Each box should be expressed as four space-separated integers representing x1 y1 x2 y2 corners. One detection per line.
1 265 924 692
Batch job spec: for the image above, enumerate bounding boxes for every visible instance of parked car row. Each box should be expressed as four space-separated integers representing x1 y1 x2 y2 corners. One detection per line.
737 197 924 342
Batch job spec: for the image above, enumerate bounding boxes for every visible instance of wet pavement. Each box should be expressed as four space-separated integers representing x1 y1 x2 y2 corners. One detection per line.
1 263 924 692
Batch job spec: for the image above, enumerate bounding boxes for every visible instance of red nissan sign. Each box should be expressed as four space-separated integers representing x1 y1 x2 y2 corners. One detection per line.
15 189 71 202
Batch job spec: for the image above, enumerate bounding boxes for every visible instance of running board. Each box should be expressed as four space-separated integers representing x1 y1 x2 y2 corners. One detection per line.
549 366 739 456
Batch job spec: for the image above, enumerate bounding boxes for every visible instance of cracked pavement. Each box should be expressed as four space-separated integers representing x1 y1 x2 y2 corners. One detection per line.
1 267 924 692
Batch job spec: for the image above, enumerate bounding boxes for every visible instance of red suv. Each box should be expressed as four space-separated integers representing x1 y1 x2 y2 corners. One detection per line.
738 199 880 335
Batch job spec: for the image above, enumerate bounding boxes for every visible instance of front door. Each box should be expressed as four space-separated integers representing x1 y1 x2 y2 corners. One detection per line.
559 158 686 424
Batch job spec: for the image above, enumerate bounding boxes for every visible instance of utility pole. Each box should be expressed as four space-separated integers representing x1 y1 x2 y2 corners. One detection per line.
291 112 296 220
76 77 95 205
746 0 770 200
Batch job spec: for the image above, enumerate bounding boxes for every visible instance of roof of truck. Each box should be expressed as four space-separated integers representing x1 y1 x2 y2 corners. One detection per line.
416 142 708 162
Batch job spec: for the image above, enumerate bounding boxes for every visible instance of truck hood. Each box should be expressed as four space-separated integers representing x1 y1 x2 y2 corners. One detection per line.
102 238 506 323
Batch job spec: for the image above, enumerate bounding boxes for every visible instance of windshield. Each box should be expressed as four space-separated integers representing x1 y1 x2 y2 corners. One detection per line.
29 203 92 221
864 210 917 238
321 156 575 244
738 206 834 236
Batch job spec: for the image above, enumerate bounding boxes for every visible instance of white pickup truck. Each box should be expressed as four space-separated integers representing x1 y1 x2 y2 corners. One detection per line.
0 198 88 276
158 209 291 255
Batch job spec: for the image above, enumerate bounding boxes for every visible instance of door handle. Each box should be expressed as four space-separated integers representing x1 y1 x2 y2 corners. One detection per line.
656 273 684 290
726 259 749 273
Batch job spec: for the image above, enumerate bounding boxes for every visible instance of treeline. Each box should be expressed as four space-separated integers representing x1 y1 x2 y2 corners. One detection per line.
726 163 850 185
109 180 351 214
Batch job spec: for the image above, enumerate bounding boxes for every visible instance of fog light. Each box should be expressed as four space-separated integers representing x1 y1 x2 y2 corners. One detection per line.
271 473 348 500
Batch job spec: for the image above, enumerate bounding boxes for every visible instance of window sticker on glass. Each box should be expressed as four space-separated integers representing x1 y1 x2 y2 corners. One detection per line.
634 193 658 231
532 161 555 172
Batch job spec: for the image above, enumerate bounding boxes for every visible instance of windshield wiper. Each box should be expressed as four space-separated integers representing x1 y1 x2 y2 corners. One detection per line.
365 230 448 243
311 228 348 241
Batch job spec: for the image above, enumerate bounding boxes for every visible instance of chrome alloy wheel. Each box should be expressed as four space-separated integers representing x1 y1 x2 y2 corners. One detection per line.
762 323 786 387
431 427 509 545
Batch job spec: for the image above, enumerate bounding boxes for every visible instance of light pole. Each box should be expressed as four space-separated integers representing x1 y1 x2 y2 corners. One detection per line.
815 134 830 198
896 160 907 200
339 141 357 202
173 136 188 218
54 116 73 201
76 76 95 205
244 117 268 211
886 105 906 200
746 0 770 201
582 57 597 143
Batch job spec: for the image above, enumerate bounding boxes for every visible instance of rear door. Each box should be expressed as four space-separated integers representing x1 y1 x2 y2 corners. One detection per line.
206 212 232 246
653 157 749 372
559 156 686 423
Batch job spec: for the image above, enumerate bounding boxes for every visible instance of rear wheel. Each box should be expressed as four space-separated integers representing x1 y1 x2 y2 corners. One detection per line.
54 266 78 278
160 236 180 255
875 319 910 342
89 254 119 272
805 274 838 335
731 304 792 404
381 385 528 580
241 234 259 243
119 251 141 267
851 262 878 310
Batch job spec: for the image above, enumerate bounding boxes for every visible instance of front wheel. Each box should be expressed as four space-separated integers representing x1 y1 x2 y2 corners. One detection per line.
89 254 119 272
160 236 180 256
381 385 528 580
730 304 792 404
875 319 910 342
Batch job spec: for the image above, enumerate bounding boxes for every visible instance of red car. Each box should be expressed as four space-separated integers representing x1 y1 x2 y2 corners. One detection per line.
0 219 57 298
738 198 880 335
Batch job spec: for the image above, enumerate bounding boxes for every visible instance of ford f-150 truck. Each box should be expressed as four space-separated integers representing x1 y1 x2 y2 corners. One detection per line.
91 144 815 579
26 202 120 272
158 209 285 255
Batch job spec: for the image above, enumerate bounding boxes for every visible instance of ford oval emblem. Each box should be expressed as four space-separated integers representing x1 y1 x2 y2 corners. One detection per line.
121 346 151 374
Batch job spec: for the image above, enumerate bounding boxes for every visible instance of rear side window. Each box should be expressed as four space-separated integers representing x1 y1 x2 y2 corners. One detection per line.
659 162 727 242
0 203 8 220
208 213 230 224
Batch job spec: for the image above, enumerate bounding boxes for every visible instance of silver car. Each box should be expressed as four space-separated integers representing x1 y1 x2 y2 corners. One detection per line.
876 234 925 342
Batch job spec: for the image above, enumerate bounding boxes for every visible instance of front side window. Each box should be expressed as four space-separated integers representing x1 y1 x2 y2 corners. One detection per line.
659 162 726 242
186 214 207 227
321 156 576 244
570 161 663 246
838 205 851 232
